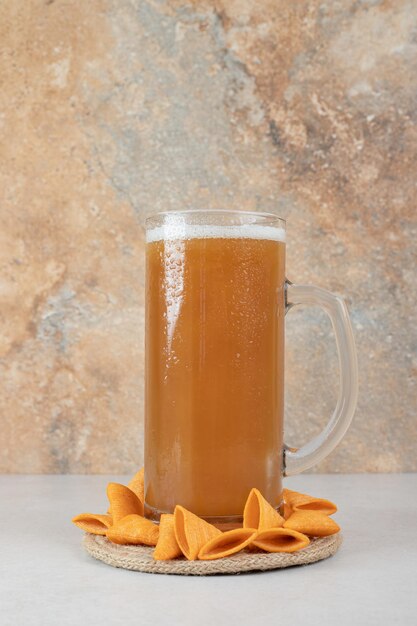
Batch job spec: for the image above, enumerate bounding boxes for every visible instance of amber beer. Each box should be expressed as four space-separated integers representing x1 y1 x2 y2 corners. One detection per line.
144 213 286 520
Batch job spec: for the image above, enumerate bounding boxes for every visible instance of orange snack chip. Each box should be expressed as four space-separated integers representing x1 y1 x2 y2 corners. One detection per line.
128 467 145 503
284 510 340 537
106 514 159 545
283 502 293 520
283 488 337 515
153 514 182 561
72 513 112 536
243 488 284 531
199 528 258 560
174 505 221 560
107 483 144 522
253 528 310 553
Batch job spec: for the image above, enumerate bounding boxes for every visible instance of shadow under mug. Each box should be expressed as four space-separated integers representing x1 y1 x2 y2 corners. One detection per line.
144 210 358 524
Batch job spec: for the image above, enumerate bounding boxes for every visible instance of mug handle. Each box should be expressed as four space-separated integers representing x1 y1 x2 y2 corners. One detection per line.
283 281 358 476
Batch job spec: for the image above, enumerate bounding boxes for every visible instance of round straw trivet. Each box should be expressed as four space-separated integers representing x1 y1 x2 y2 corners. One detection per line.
83 532 342 576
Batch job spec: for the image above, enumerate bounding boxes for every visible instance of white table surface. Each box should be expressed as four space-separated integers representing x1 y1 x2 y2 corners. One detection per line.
1 473 415 626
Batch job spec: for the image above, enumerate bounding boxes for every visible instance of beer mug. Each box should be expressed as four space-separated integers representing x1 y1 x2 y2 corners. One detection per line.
144 210 358 523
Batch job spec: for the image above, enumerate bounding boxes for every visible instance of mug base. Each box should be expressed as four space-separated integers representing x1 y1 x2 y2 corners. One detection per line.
144 501 284 530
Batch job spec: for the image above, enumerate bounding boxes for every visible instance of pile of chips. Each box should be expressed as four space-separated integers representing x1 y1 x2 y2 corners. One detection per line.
72 468 340 561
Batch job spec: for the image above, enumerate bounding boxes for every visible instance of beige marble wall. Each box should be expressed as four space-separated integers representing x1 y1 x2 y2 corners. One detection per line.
0 0 415 474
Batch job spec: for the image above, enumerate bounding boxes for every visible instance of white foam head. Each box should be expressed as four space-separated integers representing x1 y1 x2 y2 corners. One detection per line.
146 223 286 243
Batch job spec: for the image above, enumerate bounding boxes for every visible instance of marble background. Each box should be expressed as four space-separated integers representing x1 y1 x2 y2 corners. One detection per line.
0 0 415 474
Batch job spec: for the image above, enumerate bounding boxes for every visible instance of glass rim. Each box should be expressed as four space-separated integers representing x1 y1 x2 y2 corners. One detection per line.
145 209 286 226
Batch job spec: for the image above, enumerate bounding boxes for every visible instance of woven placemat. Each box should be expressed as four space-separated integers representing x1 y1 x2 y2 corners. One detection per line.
83 532 342 576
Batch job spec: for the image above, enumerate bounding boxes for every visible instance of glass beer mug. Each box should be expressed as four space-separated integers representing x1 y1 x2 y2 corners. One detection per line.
144 210 358 524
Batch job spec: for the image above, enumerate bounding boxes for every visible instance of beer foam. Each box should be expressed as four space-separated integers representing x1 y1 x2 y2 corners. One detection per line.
146 223 286 243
